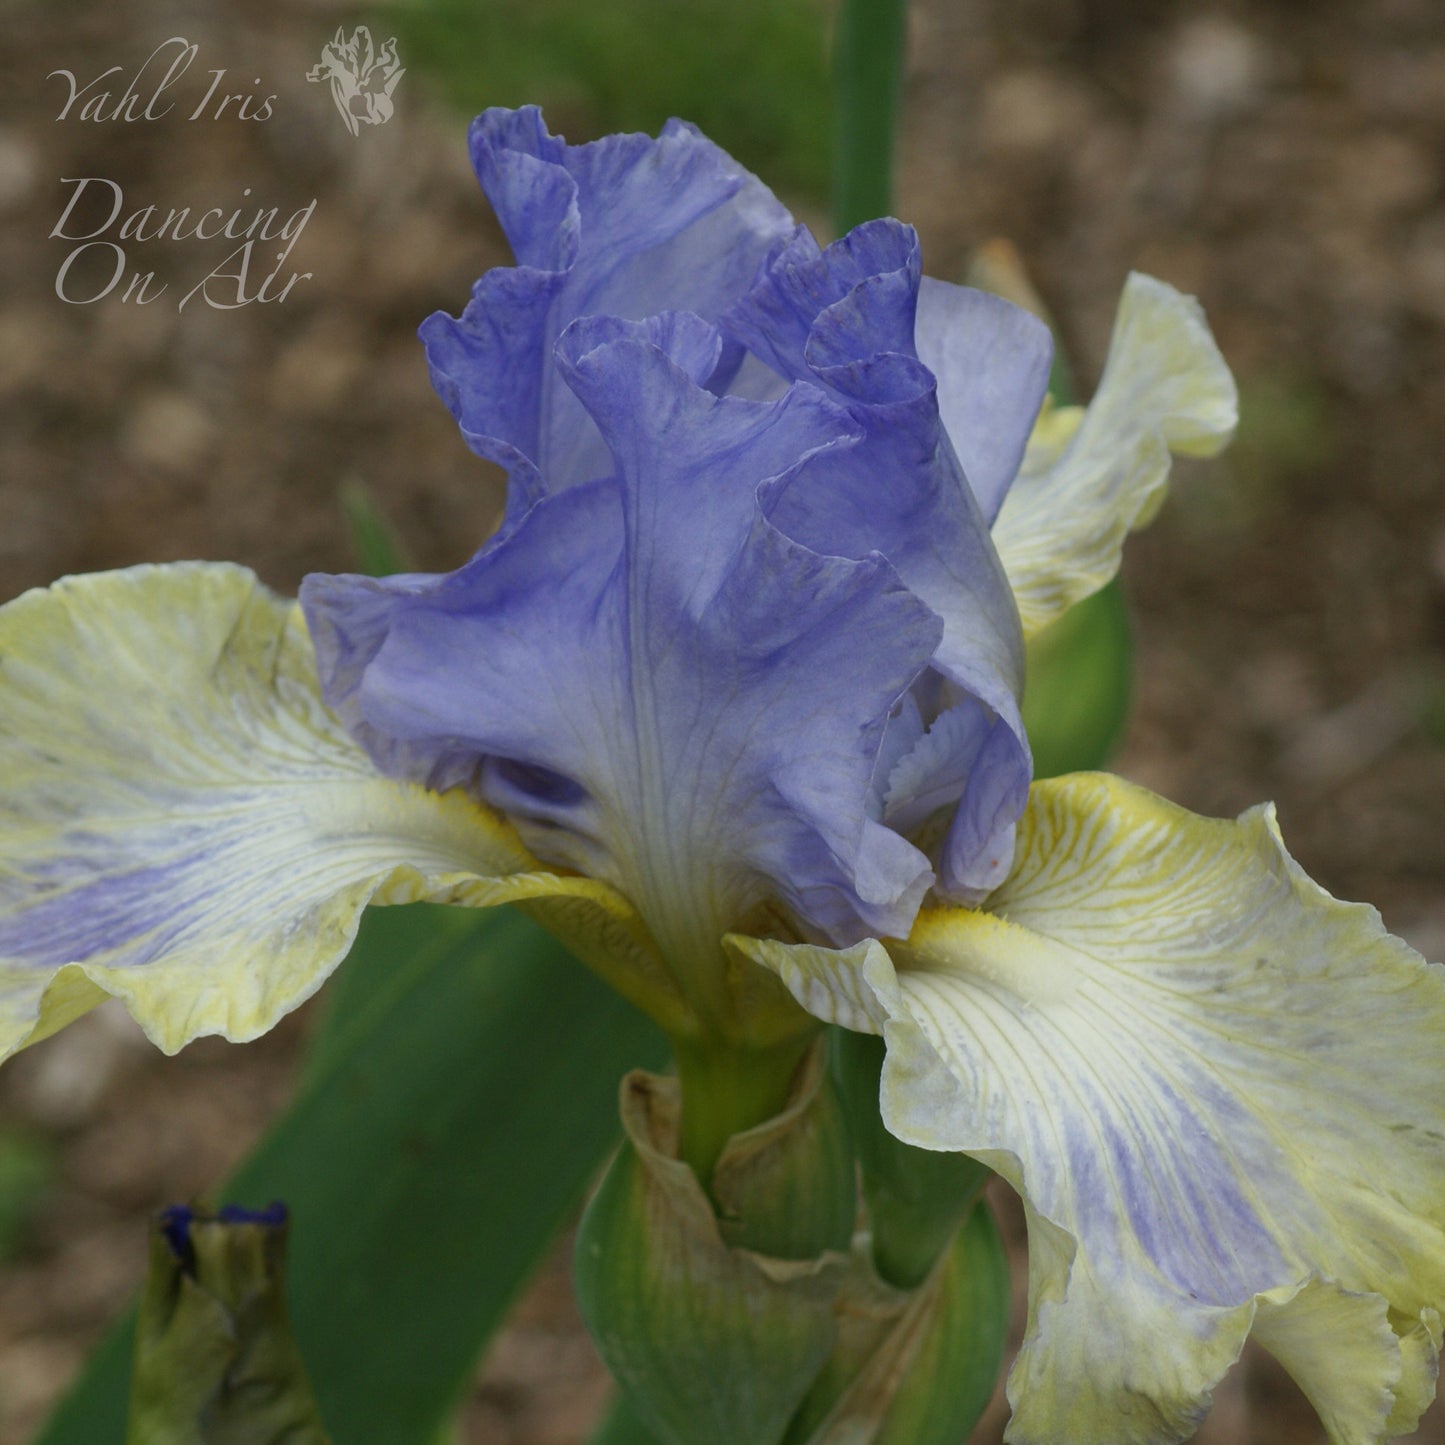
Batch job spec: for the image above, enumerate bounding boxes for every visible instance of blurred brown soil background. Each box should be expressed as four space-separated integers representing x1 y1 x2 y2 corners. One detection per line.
1 0 1443 1440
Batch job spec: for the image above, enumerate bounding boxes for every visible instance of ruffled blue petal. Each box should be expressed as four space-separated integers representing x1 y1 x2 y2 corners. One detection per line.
420 108 795 525
304 315 942 962
723 222 918 384
913 276 1054 525
725 220 1033 898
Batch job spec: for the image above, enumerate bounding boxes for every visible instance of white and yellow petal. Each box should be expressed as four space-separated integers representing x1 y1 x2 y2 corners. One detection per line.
0 563 683 1058
746 773 1445 1444
992 274 1238 639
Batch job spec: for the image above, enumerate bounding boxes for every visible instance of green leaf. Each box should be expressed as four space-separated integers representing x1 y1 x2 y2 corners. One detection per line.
37 907 667 1445
1022 578 1133 779
379 0 832 203
301 903 479 1087
340 480 410 577
588 1392 664 1445
0 1125 53 1262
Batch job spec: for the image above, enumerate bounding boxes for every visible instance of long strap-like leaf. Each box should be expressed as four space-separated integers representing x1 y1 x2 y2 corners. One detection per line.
38 905 666 1444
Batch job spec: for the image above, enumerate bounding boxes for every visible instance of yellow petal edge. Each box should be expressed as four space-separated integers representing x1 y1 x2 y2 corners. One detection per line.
992 273 1239 640
0 563 683 1059
743 773 1445 1444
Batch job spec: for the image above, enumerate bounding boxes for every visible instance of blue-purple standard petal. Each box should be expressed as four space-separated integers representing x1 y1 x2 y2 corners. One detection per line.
913 275 1054 525
305 316 942 975
420 107 795 524
724 220 1033 898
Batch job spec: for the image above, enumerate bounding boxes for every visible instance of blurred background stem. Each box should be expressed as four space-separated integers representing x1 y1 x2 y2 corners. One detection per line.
832 0 907 231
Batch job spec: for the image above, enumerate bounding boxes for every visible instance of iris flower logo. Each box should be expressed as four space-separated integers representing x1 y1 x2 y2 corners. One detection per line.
306 26 405 137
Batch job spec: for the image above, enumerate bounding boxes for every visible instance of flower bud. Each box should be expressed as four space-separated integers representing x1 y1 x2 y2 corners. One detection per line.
124 1202 331 1445
575 1062 852 1445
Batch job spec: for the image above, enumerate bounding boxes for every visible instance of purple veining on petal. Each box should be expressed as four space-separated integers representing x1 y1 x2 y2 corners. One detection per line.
1036 1012 1291 1308
0 862 197 968
0 829 259 971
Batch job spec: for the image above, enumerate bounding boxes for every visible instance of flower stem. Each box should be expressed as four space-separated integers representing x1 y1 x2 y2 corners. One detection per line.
671 1032 817 1188
832 0 908 233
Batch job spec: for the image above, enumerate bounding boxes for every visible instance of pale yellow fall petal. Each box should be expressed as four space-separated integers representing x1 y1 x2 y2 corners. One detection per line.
752 772 1445 1443
0 563 677 1056
1251 1283 1439 1445
1385 1308 1442 1437
992 273 1238 638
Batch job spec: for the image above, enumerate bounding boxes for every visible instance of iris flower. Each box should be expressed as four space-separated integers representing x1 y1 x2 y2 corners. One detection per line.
1 108 1441 1444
